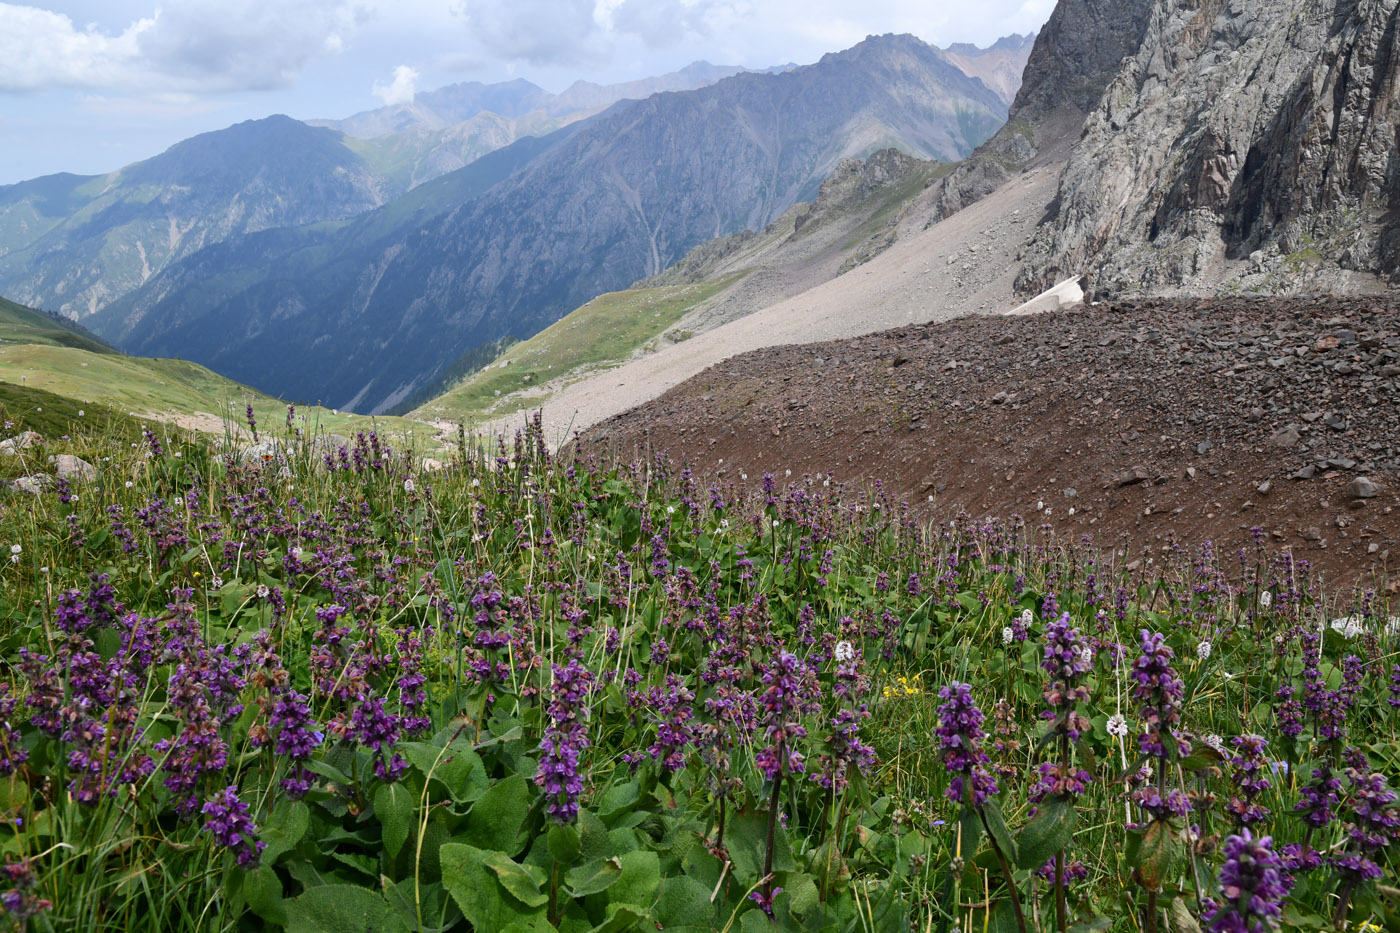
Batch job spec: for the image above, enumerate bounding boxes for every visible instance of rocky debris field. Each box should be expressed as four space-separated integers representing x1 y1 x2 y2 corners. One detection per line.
583 296 1400 586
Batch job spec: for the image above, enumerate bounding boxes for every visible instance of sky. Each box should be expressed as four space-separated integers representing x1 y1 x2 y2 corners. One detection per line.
0 0 1056 185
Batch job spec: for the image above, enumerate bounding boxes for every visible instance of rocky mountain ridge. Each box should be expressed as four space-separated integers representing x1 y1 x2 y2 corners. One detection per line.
98 34 1014 413
1018 0 1400 297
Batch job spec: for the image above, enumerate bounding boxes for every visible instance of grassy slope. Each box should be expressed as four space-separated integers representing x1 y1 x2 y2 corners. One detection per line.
0 297 436 445
413 275 740 424
414 158 948 428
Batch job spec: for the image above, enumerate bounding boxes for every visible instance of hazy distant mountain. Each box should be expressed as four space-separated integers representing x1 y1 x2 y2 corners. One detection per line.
0 116 387 320
103 34 1011 413
941 33 1036 106
314 62 750 193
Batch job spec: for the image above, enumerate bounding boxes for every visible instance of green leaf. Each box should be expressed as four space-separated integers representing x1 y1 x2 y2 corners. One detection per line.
564 857 623 897
384 879 461 933
375 782 415 861
727 809 795 886
1169 897 1203 933
284 884 409 933
1135 821 1180 890
260 800 310 866
549 823 581 865
607 850 661 908
981 798 1018 865
441 842 547 930
1016 797 1076 870
463 772 530 855
589 905 650 933
484 851 549 908
653 875 715 928
401 740 489 803
241 866 286 925
958 805 982 862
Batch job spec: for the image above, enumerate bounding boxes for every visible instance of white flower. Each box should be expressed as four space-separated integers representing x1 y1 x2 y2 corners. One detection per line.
1020 608 1033 627
1106 713 1129 737
39 566 48 574
256 584 270 599
211 576 223 590
822 478 830 487
784 470 791 477
1197 640 1212 660
771 519 779 528
1002 626 1014 645
1067 507 1075 516
403 478 415 493
173 451 182 458
835 640 855 663
77 410 84 416
8 555 17 564
740 473 747 481
288 546 302 559
470 478 480 487
1203 734 1225 752
1079 646 1094 667
471 533 484 543
125 481 133 488
720 518 730 529
1258 590 1272 609
10 545 21 555
1036 500 1044 510
666 505 675 514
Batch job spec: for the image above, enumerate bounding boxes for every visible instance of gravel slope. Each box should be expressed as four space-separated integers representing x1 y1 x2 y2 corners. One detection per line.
582 296 1400 586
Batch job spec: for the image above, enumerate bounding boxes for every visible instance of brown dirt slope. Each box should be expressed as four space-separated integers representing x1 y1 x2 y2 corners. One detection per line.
583 296 1400 585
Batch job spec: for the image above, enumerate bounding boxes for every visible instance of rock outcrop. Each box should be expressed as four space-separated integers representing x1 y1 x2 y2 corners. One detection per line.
1019 0 1400 296
932 0 1156 218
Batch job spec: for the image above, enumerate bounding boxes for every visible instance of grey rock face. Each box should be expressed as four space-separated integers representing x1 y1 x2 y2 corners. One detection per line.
1019 0 1400 296
11 474 52 495
933 0 1155 219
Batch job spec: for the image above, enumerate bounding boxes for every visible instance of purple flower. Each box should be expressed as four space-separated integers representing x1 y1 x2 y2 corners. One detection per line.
753 651 818 782
201 785 265 867
1389 664 1400 709
1331 769 1400 884
270 691 323 798
1203 830 1287 933
935 682 998 807
0 859 52 923
1132 630 1189 759
1040 613 1092 744
1225 735 1272 828
353 696 406 782
535 659 595 824
1294 766 1342 830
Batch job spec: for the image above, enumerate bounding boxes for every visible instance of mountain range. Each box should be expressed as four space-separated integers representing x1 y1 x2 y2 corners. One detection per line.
79 34 1019 412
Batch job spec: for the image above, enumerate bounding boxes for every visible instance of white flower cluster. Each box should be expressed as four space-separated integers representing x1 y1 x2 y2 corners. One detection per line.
1197 640 1212 660
1002 626 1015 646
1106 713 1129 738
834 640 856 663
1258 590 1272 609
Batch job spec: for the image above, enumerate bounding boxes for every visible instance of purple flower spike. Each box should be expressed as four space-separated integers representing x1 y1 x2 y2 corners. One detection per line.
1203 830 1287 933
201 785 266 867
1132 629 1189 759
535 659 595 824
935 682 998 807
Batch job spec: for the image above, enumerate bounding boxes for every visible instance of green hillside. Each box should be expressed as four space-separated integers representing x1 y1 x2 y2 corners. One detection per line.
413 275 740 424
0 296 114 354
0 296 435 446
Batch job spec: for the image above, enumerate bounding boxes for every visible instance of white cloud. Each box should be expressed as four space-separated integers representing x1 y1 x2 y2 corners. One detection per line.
371 64 418 105
0 1 361 93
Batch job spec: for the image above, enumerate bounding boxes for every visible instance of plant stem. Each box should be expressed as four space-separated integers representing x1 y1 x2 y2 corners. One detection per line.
763 744 784 907
549 860 560 928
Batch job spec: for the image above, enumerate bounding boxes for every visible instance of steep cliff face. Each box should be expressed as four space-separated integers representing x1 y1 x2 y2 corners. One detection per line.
932 0 1156 218
1019 0 1400 295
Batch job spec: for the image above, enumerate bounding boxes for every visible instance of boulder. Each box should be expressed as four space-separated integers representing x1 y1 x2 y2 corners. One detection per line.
48 454 97 482
0 431 44 456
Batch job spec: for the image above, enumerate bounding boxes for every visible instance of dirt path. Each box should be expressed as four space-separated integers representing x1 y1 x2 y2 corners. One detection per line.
481 164 1063 445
